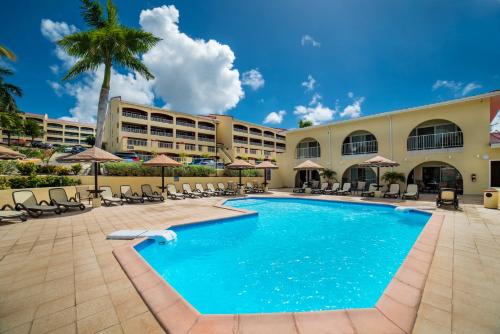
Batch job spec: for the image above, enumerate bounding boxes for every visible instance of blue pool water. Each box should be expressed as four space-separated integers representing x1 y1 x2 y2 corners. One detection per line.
136 198 430 314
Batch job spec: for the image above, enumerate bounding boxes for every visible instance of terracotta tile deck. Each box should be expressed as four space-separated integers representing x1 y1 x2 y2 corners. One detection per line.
0 191 498 333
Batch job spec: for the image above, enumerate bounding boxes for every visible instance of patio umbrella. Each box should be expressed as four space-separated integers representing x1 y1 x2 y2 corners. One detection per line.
359 155 399 189
226 159 255 189
293 160 324 185
143 154 182 192
63 146 121 196
255 160 278 187
0 146 26 160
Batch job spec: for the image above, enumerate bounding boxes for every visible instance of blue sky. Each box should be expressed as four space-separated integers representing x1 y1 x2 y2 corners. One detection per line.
1 0 499 128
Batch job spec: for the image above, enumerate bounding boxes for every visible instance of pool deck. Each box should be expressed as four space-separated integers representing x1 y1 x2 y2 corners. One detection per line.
0 191 499 333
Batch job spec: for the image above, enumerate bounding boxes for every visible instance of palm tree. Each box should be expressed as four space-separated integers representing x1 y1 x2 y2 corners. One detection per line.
0 67 23 112
320 168 337 183
0 44 16 61
58 0 161 148
23 119 44 147
299 119 313 128
381 171 406 185
0 112 23 146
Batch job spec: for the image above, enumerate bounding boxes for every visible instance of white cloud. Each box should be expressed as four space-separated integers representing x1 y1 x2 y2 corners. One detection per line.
301 34 320 47
140 5 244 115
302 75 316 91
310 93 322 106
241 69 264 91
263 110 286 124
42 5 245 122
432 80 482 97
294 103 335 125
340 93 365 118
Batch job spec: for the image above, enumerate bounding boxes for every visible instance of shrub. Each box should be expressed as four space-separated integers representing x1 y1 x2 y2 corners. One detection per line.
102 162 215 177
223 169 262 177
0 177 10 190
7 175 81 189
16 162 38 175
0 160 18 175
381 171 406 185
37 165 56 174
54 166 71 176
71 163 82 175
17 147 44 159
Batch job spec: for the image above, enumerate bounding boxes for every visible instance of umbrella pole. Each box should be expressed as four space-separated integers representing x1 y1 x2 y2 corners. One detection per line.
377 166 380 189
94 161 99 194
161 166 165 192
263 169 267 186
239 169 242 189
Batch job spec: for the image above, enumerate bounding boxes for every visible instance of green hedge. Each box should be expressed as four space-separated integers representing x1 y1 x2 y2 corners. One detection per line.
223 169 262 177
5 175 81 189
102 162 215 177
0 161 17 175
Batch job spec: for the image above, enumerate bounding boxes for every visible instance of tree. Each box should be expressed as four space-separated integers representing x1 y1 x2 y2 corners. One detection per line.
381 171 406 185
58 0 161 148
299 119 313 128
0 112 23 146
84 134 96 146
23 119 44 146
0 44 16 61
0 67 23 112
320 168 337 183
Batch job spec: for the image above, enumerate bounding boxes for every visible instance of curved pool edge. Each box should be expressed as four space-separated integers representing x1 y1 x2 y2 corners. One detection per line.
112 196 444 334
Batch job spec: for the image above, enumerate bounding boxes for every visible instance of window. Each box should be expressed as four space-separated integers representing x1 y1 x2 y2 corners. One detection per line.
185 144 196 151
296 139 320 159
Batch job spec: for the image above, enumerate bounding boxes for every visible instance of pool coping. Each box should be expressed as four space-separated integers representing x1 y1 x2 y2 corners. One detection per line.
113 196 444 334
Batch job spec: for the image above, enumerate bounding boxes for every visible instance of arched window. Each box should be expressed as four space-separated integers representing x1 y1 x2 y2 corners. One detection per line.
295 138 320 159
407 120 463 151
342 131 378 155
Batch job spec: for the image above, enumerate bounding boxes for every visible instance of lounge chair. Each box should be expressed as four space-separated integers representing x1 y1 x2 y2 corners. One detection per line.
337 183 352 195
436 188 459 209
182 184 202 198
12 190 62 218
75 185 91 205
195 183 213 197
402 184 419 200
167 184 186 200
0 204 28 222
383 184 400 198
100 186 124 206
253 182 265 193
120 185 145 203
141 184 164 202
207 183 224 196
245 182 263 193
218 183 236 196
354 181 366 195
293 183 307 193
49 188 85 212
324 182 340 195
311 182 329 194
361 183 377 197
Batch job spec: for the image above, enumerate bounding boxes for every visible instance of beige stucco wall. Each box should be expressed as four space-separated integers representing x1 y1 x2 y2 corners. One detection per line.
276 96 500 194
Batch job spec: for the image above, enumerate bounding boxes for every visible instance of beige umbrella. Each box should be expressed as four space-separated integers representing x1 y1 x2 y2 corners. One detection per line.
255 161 278 187
293 160 324 185
0 146 26 160
143 154 182 192
63 147 121 196
226 159 255 189
359 155 399 189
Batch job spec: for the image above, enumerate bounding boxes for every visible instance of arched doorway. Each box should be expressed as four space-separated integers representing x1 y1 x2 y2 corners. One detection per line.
408 161 463 194
295 170 320 187
341 165 377 185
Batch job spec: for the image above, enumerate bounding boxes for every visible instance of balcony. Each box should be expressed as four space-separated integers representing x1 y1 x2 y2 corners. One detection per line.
233 126 248 133
198 122 215 131
122 126 147 134
296 147 320 159
234 139 248 144
65 132 80 137
176 118 196 128
151 115 173 124
407 131 463 151
151 130 173 137
264 132 275 139
81 127 94 132
127 138 148 147
264 143 275 149
176 133 196 141
65 126 79 131
158 141 173 149
342 140 378 155
198 136 215 142
249 129 262 136
276 135 286 141
47 123 63 129
122 110 148 120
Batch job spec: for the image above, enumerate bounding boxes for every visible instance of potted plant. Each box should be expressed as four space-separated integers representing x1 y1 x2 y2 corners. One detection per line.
320 168 337 186
381 171 406 188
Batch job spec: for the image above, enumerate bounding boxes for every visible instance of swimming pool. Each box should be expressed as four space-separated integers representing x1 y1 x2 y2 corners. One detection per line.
135 197 430 314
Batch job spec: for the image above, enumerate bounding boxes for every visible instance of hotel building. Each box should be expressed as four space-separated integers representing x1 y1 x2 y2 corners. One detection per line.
0 112 96 147
103 97 286 162
275 91 500 195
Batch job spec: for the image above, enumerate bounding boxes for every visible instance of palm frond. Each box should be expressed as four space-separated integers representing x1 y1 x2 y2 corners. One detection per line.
0 66 14 77
2 83 23 97
0 45 16 61
106 0 118 26
62 58 100 80
58 31 95 57
114 53 155 80
81 0 105 28
122 28 162 54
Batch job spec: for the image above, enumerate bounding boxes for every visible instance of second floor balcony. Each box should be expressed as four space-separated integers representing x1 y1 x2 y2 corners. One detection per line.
342 140 378 155
407 131 463 151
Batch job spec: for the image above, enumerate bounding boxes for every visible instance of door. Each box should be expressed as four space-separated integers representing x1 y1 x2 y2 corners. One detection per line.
491 161 500 187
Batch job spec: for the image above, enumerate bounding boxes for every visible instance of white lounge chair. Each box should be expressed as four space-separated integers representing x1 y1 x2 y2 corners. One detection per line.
324 182 340 195
182 184 202 198
100 186 124 206
207 183 224 196
311 182 329 194
383 184 400 198
402 184 419 200
0 204 28 222
361 183 377 197
337 183 352 195
195 183 213 197
167 184 186 199
120 185 145 203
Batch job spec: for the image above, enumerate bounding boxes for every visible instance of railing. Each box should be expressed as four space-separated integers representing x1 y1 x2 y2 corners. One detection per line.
65 126 79 131
151 130 173 137
81 127 94 132
122 127 147 134
250 141 262 146
151 116 173 124
127 139 147 147
233 127 248 133
296 147 320 159
122 111 147 120
176 120 196 128
207 146 216 152
185 144 196 151
176 134 196 141
342 140 378 155
276 145 286 151
198 124 215 131
249 130 262 136
407 131 463 151
264 133 274 138
65 132 80 137
198 137 215 142
158 142 173 148
234 139 248 144
47 131 63 136
276 135 286 141
47 124 63 129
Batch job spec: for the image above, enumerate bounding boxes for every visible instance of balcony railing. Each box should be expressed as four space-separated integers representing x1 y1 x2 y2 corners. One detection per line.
198 137 215 142
250 141 262 146
127 139 148 147
407 131 463 151
276 135 286 141
122 127 147 134
122 111 148 120
207 146 216 152
198 124 215 131
342 140 378 155
296 147 320 159
264 133 275 139
264 143 275 148
176 134 196 141
234 139 248 144
151 130 173 137
249 130 262 136
151 116 173 124
176 120 196 128
233 127 248 133
158 142 173 149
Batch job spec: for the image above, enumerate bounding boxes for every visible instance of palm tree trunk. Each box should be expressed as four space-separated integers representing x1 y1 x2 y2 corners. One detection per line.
7 132 11 146
95 63 111 148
